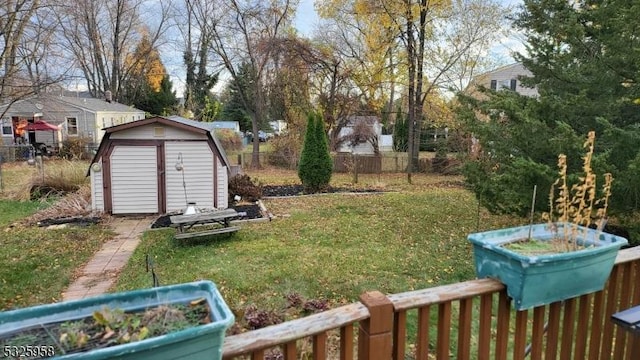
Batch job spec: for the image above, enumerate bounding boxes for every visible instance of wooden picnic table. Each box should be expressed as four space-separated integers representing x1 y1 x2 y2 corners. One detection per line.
170 209 240 240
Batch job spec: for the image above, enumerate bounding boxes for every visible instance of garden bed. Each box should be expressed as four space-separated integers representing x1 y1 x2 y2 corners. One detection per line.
0 301 210 358
262 184 382 197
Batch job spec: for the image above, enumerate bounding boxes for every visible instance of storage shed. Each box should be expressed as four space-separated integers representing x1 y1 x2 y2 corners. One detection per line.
88 116 231 215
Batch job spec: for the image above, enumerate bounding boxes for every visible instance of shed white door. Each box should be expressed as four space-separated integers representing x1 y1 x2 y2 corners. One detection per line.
165 142 215 212
111 146 158 214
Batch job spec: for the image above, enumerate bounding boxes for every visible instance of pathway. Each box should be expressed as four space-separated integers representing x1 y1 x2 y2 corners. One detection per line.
62 216 152 301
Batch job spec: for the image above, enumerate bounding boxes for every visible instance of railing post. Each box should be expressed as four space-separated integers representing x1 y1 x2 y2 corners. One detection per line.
358 291 393 360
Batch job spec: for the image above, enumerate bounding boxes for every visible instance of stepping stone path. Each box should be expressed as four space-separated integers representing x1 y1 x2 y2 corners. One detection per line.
62 216 152 301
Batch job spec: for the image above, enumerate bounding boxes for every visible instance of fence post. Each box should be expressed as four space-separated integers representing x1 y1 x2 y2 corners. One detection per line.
353 154 358 184
358 291 393 360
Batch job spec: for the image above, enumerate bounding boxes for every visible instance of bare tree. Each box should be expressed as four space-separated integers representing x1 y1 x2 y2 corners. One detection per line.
268 35 362 150
0 0 74 142
391 0 507 177
341 117 380 155
54 0 171 102
204 0 297 169
171 0 220 119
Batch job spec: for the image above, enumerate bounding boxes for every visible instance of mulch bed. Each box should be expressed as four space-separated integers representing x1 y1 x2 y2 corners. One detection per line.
262 185 382 197
36 216 102 228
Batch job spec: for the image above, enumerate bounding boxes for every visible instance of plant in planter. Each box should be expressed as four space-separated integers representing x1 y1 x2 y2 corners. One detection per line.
0 281 234 360
468 131 628 310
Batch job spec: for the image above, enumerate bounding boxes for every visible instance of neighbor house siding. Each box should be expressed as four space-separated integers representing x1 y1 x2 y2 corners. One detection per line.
217 162 228 209
470 63 539 98
90 160 104 212
165 142 215 212
110 146 158 214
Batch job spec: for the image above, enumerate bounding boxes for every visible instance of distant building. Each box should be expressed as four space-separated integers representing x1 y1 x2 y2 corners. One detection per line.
336 116 383 155
269 120 287 135
466 63 539 98
0 94 144 147
210 121 241 134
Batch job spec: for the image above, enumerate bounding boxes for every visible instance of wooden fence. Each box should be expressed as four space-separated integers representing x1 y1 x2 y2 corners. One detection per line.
232 152 434 174
222 246 640 359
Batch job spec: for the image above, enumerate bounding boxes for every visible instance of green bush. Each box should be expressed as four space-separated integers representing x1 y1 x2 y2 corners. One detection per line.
298 113 332 193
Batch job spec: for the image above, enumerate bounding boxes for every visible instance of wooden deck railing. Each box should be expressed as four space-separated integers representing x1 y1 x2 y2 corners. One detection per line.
222 246 640 359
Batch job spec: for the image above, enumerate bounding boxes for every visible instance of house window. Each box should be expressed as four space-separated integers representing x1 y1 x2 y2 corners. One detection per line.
492 79 517 91
67 117 78 136
1 118 12 136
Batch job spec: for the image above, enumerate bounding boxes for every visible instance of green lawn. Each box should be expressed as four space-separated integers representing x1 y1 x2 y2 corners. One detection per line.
0 200 45 226
0 200 113 311
115 185 518 316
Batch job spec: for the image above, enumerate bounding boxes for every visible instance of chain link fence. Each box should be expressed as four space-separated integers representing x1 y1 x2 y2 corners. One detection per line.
0 145 35 162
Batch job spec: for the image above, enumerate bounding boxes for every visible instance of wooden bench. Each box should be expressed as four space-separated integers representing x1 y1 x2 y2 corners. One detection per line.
174 226 240 240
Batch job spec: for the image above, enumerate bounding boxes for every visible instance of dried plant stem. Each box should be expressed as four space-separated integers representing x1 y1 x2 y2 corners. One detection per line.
543 131 613 252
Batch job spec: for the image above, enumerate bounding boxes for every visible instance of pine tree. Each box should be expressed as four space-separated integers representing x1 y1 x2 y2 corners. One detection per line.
459 0 640 215
393 107 408 152
314 113 333 189
298 113 332 193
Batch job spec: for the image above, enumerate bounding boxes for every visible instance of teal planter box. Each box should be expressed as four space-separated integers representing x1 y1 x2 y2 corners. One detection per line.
0 281 234 359
468 223 628 310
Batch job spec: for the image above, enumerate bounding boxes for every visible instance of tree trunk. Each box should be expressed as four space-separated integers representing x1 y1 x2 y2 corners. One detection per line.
405 0 416 181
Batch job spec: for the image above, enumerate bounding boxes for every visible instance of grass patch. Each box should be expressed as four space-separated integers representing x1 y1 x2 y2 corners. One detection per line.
116 187 517 314
0 199 113 311
0 225 113 310
0 200 45 226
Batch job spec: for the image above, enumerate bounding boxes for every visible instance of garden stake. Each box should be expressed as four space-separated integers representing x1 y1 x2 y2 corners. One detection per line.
528 185 537 241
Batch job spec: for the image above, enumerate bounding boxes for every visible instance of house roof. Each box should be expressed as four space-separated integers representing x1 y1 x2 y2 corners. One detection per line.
56 96 143 113
0 95 143 116
88 116 231 175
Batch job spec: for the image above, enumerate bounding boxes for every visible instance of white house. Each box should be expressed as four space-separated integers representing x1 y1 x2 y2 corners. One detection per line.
88 116 231 215
467 63 539 98
336 116 384 155
0 94 145 148
269 120 287 135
